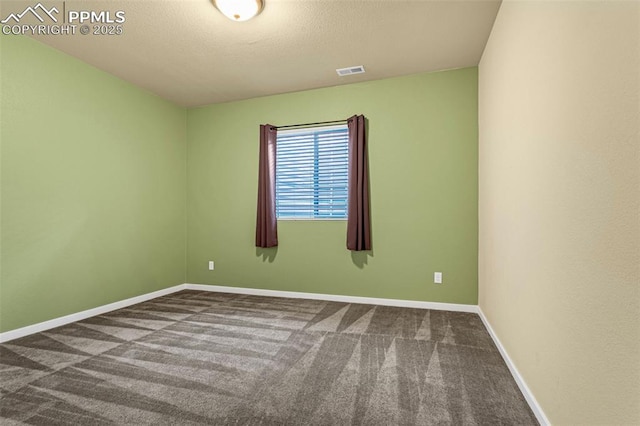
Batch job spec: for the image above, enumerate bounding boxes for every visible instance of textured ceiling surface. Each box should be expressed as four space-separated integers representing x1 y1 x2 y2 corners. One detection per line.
3 0 501 106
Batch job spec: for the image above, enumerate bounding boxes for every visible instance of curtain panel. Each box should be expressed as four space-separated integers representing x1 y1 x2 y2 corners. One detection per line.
346 115 372 251
255 124 278 248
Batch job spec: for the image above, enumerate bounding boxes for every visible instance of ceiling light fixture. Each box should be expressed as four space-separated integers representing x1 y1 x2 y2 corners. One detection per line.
213 0 264 22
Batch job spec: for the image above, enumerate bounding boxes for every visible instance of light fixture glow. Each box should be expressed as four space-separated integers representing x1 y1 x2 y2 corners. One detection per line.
213 0 264 22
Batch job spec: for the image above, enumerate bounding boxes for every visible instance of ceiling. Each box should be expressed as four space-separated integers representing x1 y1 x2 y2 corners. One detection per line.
7 0 501 107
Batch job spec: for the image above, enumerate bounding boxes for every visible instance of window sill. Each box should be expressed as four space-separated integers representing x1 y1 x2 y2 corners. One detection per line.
277 218 347 221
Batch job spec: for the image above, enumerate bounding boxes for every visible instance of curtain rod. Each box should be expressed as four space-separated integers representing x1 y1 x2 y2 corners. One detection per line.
273 118 349 130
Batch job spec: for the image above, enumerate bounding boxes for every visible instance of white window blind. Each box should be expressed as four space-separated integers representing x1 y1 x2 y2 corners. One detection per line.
276 125 349 219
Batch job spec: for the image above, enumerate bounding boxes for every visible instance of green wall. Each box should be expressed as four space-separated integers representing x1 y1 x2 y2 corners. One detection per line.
0 36 187 332
1 38 478 334
187 67 478 304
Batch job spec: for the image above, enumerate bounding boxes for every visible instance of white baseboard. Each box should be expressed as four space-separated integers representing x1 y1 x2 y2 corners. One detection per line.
478 307 550 426
0 283 475 343
0 284 187 343
184 283 479 313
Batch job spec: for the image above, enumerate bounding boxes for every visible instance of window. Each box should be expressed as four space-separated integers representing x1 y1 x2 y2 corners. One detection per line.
276 125 349 219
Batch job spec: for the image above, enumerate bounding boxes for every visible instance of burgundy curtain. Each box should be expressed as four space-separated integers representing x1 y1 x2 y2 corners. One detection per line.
347 115 371 251
256 125 278 248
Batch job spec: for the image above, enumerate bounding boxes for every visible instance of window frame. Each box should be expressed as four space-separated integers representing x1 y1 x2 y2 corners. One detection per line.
275 124 349 221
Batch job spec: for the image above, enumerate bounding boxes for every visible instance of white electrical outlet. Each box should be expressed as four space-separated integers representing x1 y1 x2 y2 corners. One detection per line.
434 272 442 284
208 261 215 271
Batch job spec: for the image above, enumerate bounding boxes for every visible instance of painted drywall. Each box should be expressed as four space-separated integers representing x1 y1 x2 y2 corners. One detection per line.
479 1 639 424
187 67 478 304
0 36 187 332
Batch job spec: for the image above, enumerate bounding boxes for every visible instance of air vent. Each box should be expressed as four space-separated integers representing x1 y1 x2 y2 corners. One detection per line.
336 65 365 77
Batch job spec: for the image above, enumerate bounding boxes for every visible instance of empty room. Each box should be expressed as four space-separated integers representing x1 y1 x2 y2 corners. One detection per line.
0 0 638 424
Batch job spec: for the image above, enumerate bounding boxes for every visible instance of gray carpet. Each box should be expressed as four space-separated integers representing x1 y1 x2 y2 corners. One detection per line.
0 290 538 425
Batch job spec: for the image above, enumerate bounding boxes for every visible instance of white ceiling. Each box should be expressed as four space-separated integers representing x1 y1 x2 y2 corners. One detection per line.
12 0 501 107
